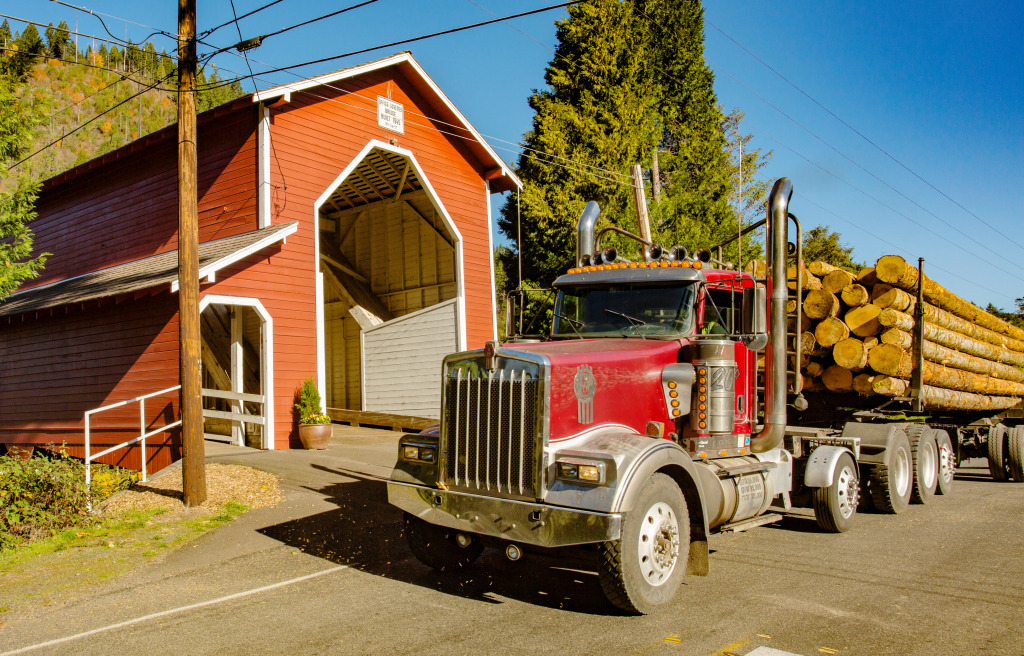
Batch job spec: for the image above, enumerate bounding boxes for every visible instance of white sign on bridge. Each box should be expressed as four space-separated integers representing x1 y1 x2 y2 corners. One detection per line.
377 96 405 134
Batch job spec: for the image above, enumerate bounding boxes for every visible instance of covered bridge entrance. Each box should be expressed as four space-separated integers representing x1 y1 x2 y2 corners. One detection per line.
317 142 460 421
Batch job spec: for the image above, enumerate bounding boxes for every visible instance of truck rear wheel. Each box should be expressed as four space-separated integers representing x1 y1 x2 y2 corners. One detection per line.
599 473 688 615
933 429 955 496
1007 426 1024 482
988 424 1010 481
403 513 483 572
813 453 858 533
907 425 937 504
868 429 912 513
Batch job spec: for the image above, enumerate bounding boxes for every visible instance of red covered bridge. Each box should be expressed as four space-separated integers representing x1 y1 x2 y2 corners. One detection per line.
0 52 520 474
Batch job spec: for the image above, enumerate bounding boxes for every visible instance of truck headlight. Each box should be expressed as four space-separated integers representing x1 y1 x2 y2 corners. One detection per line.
556 458 606 485
400 444 435 463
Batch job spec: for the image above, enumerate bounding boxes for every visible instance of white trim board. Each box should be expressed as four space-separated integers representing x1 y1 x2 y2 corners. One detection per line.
171 222 297 293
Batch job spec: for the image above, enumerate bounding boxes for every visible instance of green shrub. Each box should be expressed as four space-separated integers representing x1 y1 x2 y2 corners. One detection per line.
0 448 138 549
294 376 329 424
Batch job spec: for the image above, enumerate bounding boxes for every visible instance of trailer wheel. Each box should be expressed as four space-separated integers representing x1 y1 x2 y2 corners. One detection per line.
907 425 937 504
869 429 912 513
987 424 1010 482
933 429 955 496
813 453 858 533
1007 426 1024 482
403 513 483 572
599 473 688 615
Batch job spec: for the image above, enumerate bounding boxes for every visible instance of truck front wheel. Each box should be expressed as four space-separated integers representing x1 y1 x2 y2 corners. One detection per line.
403 513 483 572
813 453 859 533
599 473 688 615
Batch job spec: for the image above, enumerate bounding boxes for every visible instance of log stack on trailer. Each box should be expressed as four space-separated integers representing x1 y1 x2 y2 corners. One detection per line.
747 253 1024 483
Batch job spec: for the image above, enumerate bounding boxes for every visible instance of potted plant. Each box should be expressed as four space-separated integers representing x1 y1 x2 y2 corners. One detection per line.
295 377 332 449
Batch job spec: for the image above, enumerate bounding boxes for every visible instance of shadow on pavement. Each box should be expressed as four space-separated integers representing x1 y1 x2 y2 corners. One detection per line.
256 464 622 615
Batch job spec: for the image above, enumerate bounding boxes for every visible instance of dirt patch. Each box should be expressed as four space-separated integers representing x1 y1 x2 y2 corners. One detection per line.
99 463 282 519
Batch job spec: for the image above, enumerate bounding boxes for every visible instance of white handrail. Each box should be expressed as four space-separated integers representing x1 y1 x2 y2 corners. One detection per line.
84 385 269 507
84 385 182 508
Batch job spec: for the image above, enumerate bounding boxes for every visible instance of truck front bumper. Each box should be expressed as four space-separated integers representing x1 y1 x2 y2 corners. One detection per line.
387 482 622 547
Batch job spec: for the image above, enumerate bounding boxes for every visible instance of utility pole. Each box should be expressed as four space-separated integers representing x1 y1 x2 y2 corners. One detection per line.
178 0 205 506
630 164 652 243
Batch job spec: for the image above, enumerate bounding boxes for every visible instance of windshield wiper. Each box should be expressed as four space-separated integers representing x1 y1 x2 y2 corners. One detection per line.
554 312 584 339
605 309 647 339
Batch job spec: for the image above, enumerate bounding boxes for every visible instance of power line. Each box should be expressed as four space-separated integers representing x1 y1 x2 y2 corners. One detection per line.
0 11 176 59
703 18 1024 253
746 121 1024 288
199 1 583 79
710 63 1024 279
47 0 178 45
0 46 177 91
796 193 1014 301
202 0 287 39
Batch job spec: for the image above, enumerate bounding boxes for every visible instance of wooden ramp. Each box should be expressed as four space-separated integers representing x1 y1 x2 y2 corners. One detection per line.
326 408 435 432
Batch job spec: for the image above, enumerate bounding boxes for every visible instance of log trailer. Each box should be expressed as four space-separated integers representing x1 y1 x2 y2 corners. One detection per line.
387 177 1023 614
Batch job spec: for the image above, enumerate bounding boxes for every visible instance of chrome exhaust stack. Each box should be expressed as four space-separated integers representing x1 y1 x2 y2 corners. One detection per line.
750 178 792 454
576 201 601 267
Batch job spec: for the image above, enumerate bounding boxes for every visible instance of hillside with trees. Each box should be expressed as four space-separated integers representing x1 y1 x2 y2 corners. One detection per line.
1 18 245 185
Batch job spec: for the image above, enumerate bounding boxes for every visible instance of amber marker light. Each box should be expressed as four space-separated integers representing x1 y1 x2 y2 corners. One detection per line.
693 261 703 269
680 261 692 268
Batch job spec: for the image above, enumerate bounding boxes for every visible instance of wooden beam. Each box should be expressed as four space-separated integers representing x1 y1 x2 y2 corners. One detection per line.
364 156 397 195
401 200 454 248
320 236 369 283
391 160 411 202
326 407 436 432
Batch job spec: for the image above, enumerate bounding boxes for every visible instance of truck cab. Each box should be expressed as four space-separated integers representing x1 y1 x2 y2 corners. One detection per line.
387 178 862 614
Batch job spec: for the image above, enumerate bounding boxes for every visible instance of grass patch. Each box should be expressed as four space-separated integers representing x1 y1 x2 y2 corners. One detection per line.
0 501 252 615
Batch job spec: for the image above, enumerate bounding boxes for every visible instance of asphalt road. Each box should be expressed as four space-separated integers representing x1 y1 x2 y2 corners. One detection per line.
2 428 1022 656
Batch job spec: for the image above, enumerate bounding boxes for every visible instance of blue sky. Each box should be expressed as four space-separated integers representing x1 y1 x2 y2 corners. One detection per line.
18 0 1024 309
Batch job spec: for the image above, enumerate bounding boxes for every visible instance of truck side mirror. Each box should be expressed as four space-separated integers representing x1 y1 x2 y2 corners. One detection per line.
741 286 768 351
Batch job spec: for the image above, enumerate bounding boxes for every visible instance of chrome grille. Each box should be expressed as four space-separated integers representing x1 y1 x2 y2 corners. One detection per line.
443 366 540 499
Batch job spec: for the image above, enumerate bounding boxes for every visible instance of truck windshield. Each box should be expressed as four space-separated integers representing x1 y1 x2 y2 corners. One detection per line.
553 282 697 338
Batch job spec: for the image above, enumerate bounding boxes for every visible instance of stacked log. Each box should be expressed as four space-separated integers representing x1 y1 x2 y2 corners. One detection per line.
762 255 1024 411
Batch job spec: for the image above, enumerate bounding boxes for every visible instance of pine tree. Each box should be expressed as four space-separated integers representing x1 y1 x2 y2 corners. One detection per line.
498 0 660 287
802 225 861 271
498 0 769 291
0 77 47 300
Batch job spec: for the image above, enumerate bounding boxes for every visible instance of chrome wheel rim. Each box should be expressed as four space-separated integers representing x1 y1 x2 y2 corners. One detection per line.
920 440 937 489
837 464 858 519
637 501 680 586
938 444 954 485
894 447 911 497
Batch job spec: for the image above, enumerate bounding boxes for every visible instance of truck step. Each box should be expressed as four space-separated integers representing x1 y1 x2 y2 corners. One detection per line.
719 513 783 533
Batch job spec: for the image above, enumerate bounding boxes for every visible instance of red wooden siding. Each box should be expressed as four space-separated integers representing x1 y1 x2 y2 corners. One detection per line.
2 59 505 461
26 103 260 291
0 293 182 471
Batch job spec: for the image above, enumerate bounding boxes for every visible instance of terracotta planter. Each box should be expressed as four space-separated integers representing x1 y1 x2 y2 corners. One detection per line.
298 423 332 450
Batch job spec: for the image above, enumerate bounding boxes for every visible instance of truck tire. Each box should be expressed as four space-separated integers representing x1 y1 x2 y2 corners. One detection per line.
403 513 483 572
813 453 858 533
599 473 688 615
868 429 912 513
907 425 937 504
933 429 955 496
988 424 1010 482
1007 426 1024 482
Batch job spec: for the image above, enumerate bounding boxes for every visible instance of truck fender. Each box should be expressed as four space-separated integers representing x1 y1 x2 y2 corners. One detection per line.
841 422 908 467
804 445 856 488
612 438 711 576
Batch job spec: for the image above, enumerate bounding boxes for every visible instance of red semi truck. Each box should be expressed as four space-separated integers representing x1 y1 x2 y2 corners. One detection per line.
387 178 1009 614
